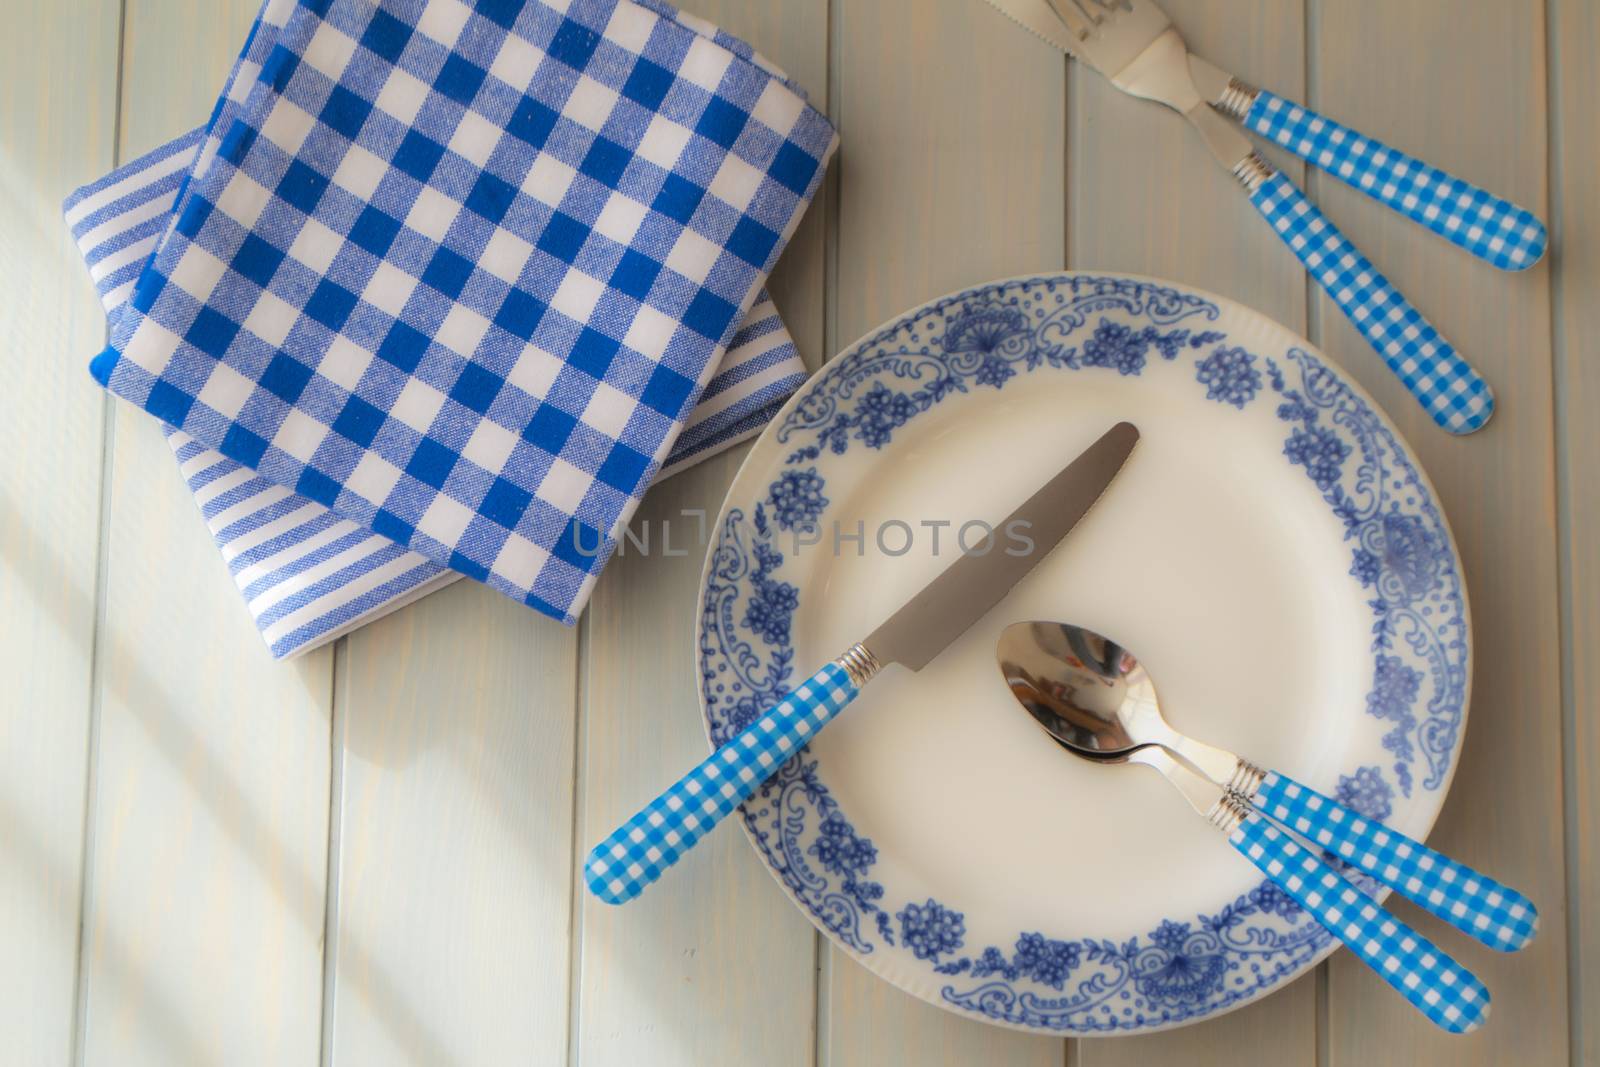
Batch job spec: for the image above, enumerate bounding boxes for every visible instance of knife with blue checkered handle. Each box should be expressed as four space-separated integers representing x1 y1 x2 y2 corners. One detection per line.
584 660 862 905
980 0 1517 434
994 2 1547 273
584 422 1140 904
1238 769 1539 953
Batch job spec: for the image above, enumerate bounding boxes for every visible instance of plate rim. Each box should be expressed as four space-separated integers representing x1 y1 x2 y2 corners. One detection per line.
691 269 1473 1035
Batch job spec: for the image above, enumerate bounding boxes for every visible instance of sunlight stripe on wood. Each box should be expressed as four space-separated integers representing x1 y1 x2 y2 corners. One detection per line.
0 1 121 1062
77 2 335 1062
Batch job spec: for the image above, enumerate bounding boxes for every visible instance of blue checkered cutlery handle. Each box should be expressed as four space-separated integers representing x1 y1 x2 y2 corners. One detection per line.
1251 771 1538 953
1249 172 1494 434
584 661 861 905
1243 91 1546 272
1230 812 1491 1033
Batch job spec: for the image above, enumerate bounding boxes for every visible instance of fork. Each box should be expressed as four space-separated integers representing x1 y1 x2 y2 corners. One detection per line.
993 0 1550 434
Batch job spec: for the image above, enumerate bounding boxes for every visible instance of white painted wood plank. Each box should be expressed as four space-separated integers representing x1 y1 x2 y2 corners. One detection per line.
0 2 120 1062
1065 0 1308 321
1306 3 1568 1063
821 1 1065 1063
570 4 830 1065
822 953 1065 1067
1069 2 1318 1062
1082 982 1316 1067
576 447 820 1067
326 582 578 1065
77 1 334 1062
832 0 1067 350
1551 1 1599 1062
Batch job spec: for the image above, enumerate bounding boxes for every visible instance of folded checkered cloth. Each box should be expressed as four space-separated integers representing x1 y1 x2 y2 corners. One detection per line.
66 123 807 658
86 0 835 633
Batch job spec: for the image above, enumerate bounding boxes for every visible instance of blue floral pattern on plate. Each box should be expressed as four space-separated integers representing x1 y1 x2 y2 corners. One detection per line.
696 274 1467 1033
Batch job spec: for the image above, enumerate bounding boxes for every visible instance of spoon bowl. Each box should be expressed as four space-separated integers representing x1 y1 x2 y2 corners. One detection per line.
996 620 1238 781
996 617 1538 983
993 619 1506 1031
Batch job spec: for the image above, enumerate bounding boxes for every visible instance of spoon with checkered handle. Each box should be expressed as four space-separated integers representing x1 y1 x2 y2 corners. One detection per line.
1099 742 1490 1032
997 620 1538 955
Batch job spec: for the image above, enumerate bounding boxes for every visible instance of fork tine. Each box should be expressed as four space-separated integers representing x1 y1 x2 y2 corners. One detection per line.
1043 0 1095 40
1023 0 1174 80
1066 0 1102 26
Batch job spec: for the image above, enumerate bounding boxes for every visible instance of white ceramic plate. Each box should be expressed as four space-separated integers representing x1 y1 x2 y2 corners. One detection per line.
695 274 1470 1034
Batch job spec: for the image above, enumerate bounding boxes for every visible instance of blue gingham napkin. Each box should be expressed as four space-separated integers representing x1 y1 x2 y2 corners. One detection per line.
65 133 804 657
89 0 836 627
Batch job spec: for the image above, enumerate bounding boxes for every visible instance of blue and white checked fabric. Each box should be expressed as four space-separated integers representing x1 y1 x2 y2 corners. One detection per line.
1252 772 1538 953
1250 173 1493 434
64 125 808 658
585 661 859 903
92 0 836 626
1244 90 1547 272
1231 814 1491 1033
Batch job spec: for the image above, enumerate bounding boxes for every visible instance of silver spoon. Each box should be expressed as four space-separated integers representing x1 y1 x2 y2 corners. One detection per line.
997 619 1537 950
996 620 1533 1033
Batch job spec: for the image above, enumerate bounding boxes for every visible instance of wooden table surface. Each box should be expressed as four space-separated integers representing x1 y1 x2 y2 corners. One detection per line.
2 0 1593 1063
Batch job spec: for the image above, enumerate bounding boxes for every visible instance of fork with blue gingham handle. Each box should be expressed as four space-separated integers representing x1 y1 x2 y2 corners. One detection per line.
984 0 1551 435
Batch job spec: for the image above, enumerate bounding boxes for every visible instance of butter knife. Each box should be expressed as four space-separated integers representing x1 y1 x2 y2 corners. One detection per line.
585 421 1140 904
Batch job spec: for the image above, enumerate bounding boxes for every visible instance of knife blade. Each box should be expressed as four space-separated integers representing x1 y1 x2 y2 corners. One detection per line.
585 421 1140 904
863 420 1139 669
